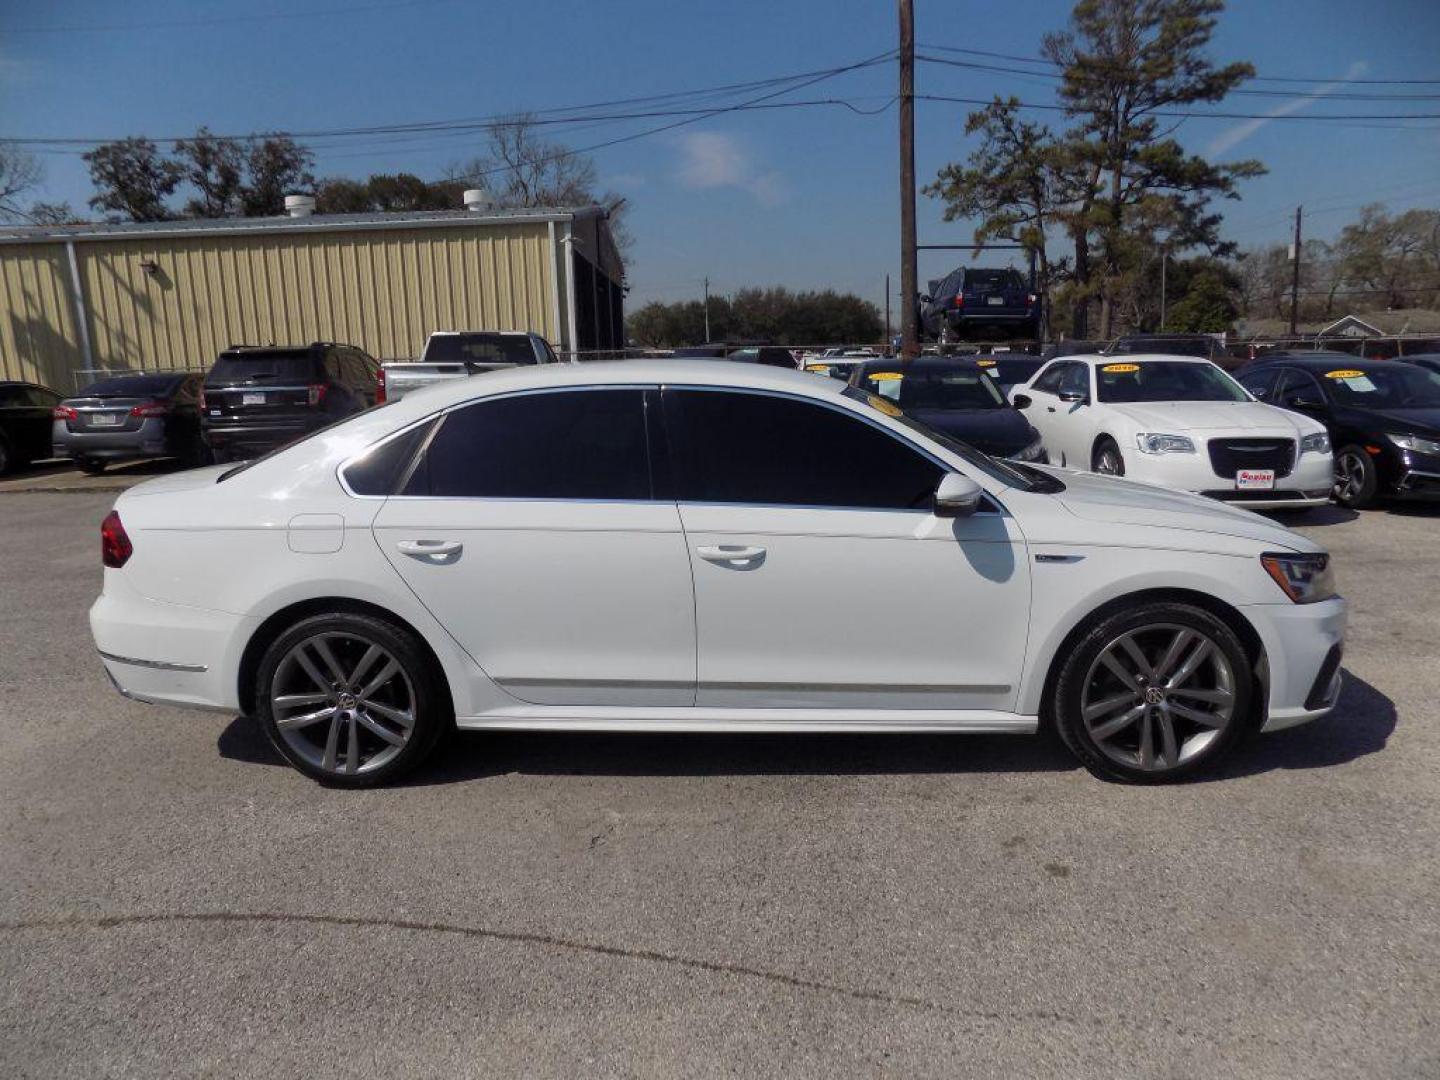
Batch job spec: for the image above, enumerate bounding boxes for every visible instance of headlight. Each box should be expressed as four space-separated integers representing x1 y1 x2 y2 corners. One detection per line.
1134 432 1196 455
1390 433 1440 456
1260 552 1336 604
1008 436 1045 462
1300 431 1331 455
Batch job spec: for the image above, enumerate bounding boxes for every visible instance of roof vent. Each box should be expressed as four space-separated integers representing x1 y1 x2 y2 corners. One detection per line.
284 194 316 218
463 189 493 212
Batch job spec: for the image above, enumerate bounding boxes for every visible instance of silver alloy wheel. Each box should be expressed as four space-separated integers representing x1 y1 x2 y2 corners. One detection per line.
1333 449 1367 502
1080 623 1236 772
270 631 416 776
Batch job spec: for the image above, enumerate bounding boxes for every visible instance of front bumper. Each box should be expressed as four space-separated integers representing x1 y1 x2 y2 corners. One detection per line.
1130 448 1334 510
1241 595 1348 732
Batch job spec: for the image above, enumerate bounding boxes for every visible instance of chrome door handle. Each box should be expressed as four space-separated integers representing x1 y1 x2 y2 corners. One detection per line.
696 544 766 563
396 539 463 558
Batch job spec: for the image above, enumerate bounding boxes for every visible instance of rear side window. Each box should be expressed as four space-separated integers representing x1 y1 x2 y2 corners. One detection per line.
403 389 652 500
1236 368 1279 400
666 389 943 511
209 351 320 384
425 335 537 366
343 421 433 496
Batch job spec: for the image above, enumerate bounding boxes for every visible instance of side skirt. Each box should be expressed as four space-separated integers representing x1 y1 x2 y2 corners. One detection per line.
457 707 1038 735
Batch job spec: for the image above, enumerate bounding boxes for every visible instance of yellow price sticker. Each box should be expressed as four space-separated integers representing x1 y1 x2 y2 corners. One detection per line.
976 359 997 367
1101 363 1140 373
868 372 904 382
804 364 830 372
1325 369 1366 379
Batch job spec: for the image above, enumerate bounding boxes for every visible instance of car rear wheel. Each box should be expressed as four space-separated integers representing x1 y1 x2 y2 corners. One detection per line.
1093 438 1125 476
255 613 448 787
1053 602 1253 783
1332 445 1379 509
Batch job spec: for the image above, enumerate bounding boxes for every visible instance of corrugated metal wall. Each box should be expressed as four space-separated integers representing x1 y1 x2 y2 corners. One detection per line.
0 222 559 391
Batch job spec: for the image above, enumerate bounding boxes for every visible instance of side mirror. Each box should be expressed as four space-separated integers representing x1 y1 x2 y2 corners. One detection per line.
1012 393 1032 410
1058 389 1087 404
934 473 983 518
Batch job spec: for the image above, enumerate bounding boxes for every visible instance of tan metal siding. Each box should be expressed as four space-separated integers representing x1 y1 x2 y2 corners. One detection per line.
0 221 559 389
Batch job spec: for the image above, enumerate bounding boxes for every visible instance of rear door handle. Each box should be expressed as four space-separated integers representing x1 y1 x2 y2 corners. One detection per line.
696 544 766 563
396 539 463 558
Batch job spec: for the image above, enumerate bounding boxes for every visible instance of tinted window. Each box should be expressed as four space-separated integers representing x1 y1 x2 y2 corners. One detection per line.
343 421 433 496
24 386 61 407
425 334 536 366
404 389 651 499
77 374 183 397
1095 361 1245 403
667 389 943 510
0 386 25 406
980 357 1043 385
1032 362 1069 393
1319 365 1440 408
1275 369 1324 407
963 268 1024 290
1236 368 1279 400
1059 364 1090 397
209 351 320 384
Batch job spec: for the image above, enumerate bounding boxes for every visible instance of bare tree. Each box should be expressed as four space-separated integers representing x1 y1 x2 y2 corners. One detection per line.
0 146 44 221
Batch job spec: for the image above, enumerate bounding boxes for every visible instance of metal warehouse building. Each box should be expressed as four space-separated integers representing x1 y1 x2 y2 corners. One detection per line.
0 201 625 391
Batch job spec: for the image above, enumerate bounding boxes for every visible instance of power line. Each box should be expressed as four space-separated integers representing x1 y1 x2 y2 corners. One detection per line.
918 42 1440 85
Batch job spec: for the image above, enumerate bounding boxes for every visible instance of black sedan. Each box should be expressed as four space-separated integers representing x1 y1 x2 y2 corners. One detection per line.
1235 355 1440 507
52 372 208 474
0 380 63 474
848 357 1044 461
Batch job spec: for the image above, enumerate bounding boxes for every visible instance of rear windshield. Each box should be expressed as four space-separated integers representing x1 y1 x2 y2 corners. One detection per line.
857 366 1006 410
978 357 1043 384
209 351 319 384
964 269 1024 289
1096 361 1247 403
425 334 536 365
77 374 184 397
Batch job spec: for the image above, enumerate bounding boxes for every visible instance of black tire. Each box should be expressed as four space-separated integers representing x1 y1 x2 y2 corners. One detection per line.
254 612 450 787
1332 444 1380 509
181 436 212 468
1052 601 1254 783
75 457 106 475
1092 437 1125 476
0 437 11 476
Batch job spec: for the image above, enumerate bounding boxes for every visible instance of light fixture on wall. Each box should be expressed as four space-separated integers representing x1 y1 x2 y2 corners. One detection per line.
139 259 159 276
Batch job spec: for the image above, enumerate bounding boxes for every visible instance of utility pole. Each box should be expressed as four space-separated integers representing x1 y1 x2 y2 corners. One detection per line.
885 273 892 348
898 0 918 359
1289 206 1303 336
703 276 711 343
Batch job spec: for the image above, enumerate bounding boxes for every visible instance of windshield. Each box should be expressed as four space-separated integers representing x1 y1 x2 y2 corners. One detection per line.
77 374 184 397
1096 361 1248 403
1323 365 1440 408
209 352 318 384
841 386 1059 493
425 334 535 366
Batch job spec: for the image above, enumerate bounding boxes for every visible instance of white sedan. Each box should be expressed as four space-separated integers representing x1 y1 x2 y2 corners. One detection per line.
1014 354 1334 509
91 360 1346 786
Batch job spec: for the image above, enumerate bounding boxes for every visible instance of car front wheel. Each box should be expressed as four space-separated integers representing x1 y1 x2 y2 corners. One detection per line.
1052 602 1253 783
255 612 449 786
1093 438 1125 476
1332 444 1379 508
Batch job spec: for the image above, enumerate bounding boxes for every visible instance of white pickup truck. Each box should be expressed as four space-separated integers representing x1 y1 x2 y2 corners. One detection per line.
380 331 564 401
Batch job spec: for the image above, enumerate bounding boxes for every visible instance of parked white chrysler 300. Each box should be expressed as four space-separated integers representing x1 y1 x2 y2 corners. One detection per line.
91 360 1346 786
1014 354 1334 509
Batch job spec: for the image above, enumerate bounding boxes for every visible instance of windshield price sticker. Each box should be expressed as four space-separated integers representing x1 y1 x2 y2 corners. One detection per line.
976 359 997 368
1324 369 1365 379
1101 363 1140 373
869 372 904 382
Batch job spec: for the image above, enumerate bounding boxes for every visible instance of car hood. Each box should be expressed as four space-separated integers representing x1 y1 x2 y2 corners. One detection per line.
1103 399 1311 434
1039 466 1320 552
1341 404 1440 438
907 407 1036 453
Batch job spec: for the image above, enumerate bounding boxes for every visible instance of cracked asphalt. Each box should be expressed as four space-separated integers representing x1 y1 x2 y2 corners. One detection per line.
2 490 1437 1078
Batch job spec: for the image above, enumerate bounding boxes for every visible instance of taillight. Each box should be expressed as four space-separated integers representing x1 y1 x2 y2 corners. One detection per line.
53 404 77 421
376 368 387 405
101 510 132 568
129 401 168 417
198 387 207 409
307 384 327 406
953 294 965 308
1027 293 1038 305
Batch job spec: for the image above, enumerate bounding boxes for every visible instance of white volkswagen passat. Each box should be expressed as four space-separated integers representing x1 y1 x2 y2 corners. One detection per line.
90 361 1346 786
1014 354 1334 509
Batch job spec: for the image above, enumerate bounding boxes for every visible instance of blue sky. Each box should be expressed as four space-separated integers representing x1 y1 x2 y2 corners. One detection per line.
2 0 1437 313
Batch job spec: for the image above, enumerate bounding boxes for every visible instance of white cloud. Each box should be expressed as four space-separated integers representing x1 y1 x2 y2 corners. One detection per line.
673 131 787 207
1206 61 1369 156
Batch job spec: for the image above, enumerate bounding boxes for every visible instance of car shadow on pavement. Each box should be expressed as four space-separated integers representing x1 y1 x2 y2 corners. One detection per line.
215 671 1395 785
1263 505 1358 528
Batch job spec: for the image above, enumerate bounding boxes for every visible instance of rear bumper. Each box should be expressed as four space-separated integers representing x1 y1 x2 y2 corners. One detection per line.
202 419 315 454
90 576 253 713
1241 595 1348 732
52 418 168 459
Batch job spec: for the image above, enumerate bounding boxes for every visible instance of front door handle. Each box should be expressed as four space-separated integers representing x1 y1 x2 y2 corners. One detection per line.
696 544 766 564
396 539 463 558
1046 406 1056 413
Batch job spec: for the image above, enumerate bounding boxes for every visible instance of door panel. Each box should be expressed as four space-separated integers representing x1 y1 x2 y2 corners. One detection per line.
681 504 1029 710
373 499 696 706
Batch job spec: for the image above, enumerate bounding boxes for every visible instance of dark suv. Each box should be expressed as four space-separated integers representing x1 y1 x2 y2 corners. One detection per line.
202 343 380 462
920 267 1039 343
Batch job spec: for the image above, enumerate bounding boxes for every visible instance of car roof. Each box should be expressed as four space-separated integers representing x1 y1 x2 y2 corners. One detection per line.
1246 353 1403 369
1070 353 1214 365
856 356 983 372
